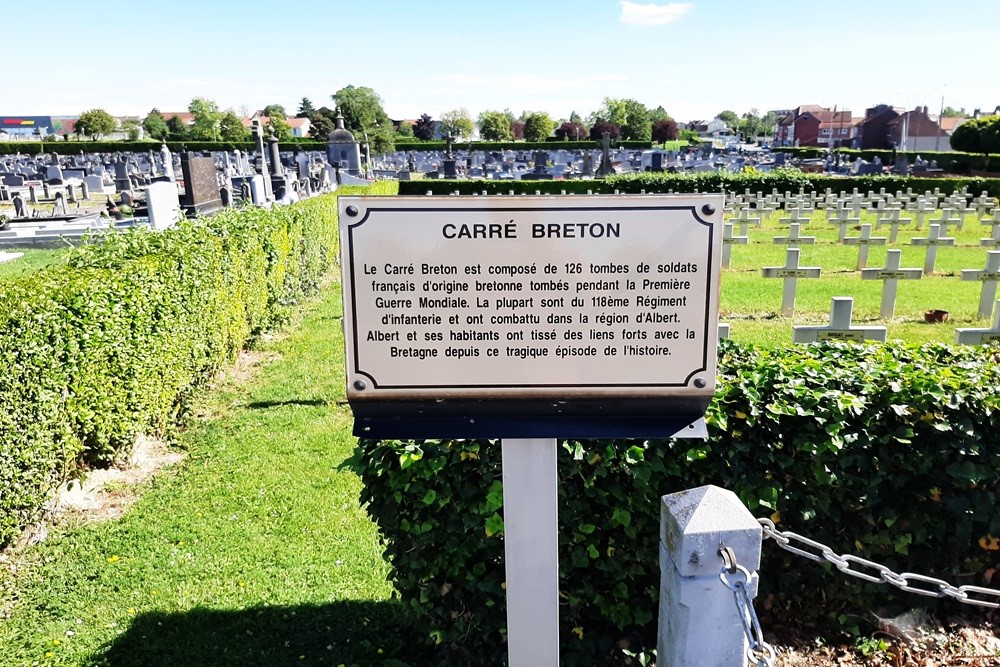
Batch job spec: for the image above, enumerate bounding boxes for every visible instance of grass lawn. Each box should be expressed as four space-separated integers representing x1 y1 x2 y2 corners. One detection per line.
0 248 70 280
0 280 420 667
0 187 419 667
720 208 1000 346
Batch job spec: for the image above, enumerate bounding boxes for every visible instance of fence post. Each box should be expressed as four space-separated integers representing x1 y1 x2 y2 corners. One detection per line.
658 485 762 666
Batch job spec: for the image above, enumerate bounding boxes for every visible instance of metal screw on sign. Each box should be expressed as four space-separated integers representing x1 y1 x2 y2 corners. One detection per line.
346 205 359 216
702 203 717 216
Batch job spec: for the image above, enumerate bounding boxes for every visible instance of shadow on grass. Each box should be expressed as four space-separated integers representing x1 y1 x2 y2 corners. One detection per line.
244 398 330 409
88 600 427 667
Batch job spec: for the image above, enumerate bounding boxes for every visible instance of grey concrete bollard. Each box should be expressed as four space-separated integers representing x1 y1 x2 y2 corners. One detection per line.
658 485 762 666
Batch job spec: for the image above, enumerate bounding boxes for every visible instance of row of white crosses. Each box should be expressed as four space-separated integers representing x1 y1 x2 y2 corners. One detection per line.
727 187 997 228
794 295 1000 346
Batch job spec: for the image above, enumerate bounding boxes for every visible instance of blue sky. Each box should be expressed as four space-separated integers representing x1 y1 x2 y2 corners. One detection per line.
5 0 997 123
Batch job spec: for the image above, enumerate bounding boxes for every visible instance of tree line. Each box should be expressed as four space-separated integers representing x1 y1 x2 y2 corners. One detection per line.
68 84 786 155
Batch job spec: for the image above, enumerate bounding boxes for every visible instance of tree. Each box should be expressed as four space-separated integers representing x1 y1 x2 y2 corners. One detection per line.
75 108 117 140
951 116 1000 156
262 104 287 119
166 116 189 140
554 121 587 141
439 108 474 139
220 110 250 142
679 128 701 144
717 110 740 130
649 106 671 124
143 109 169 141
413 114 436 141
265 114 293 141
395 121 414 139
477 111 511 142
309 107 336 138
568 110 582 124
652 118 679 144
941 106 966 118
509 121 525 140
738 109 778 142
523 112 555 142
593 98 651 141
188 97 222 141
332 85 393 153
297 97 316 118
121 118 141 141
589 120 621 141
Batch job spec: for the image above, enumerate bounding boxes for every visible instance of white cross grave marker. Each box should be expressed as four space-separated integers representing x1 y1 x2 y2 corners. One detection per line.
911 224 955 275
980 218 1000 247
772 222 815 245
861 249 923 318
956 300 1000 344
722 222 747 269
827 206 860 242
844 223 887 270
793 297 887 343
960 251 1000 319
930 207 964 233
761 247 822 317
874 207 912 243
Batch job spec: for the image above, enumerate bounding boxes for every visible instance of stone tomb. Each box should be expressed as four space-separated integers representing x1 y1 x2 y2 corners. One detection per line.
179 153 223 216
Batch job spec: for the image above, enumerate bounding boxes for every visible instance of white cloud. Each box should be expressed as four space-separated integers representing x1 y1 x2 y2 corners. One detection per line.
620 1 693 27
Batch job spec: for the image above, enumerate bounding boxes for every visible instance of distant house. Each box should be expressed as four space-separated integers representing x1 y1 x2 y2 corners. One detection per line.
684 117 732 140
854 104 900 150
775 105 852 147
886 107 950 152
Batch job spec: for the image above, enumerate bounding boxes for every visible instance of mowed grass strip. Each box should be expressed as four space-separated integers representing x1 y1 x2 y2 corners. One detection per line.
0 248 69 280
721 208 1000 345
0 199 417 666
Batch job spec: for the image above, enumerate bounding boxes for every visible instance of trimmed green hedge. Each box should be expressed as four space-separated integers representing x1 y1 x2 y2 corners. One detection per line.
0 196 339 547
397 170 1000 199
350 339 1000 665
394 139 654 152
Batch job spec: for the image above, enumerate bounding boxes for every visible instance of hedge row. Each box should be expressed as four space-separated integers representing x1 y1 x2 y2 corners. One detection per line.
350 339 1000 665
0 139 655 157
397 169 1000 199
775 146 996 174
0 195 340 548
393 139 655 152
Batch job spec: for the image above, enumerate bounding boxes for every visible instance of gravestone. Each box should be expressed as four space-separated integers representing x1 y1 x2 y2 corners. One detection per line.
911 224 955 275
956 300 1000 344
722 222 747 269
761 248 822 317
179 152 223 216
860 249 923 318
792 297 887 343
145 181 182 230
772 223 815 245
960 251 1000 319
843 224 887 270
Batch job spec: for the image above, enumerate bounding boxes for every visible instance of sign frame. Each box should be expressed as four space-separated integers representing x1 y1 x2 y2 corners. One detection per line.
339 194 722 439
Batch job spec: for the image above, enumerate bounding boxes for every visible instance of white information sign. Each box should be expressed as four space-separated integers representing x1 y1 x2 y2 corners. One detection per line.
339 195 722 409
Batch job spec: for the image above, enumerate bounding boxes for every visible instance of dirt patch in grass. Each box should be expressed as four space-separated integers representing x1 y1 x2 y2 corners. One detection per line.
53 434 185 526
220 349 281 385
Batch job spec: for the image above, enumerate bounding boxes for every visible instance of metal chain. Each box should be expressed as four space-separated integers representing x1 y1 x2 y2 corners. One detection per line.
758 518 1000 609
719 546 777 667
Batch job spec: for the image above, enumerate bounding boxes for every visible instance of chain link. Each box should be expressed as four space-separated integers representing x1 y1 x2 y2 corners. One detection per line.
719 548 777 667
758 518 1000 609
